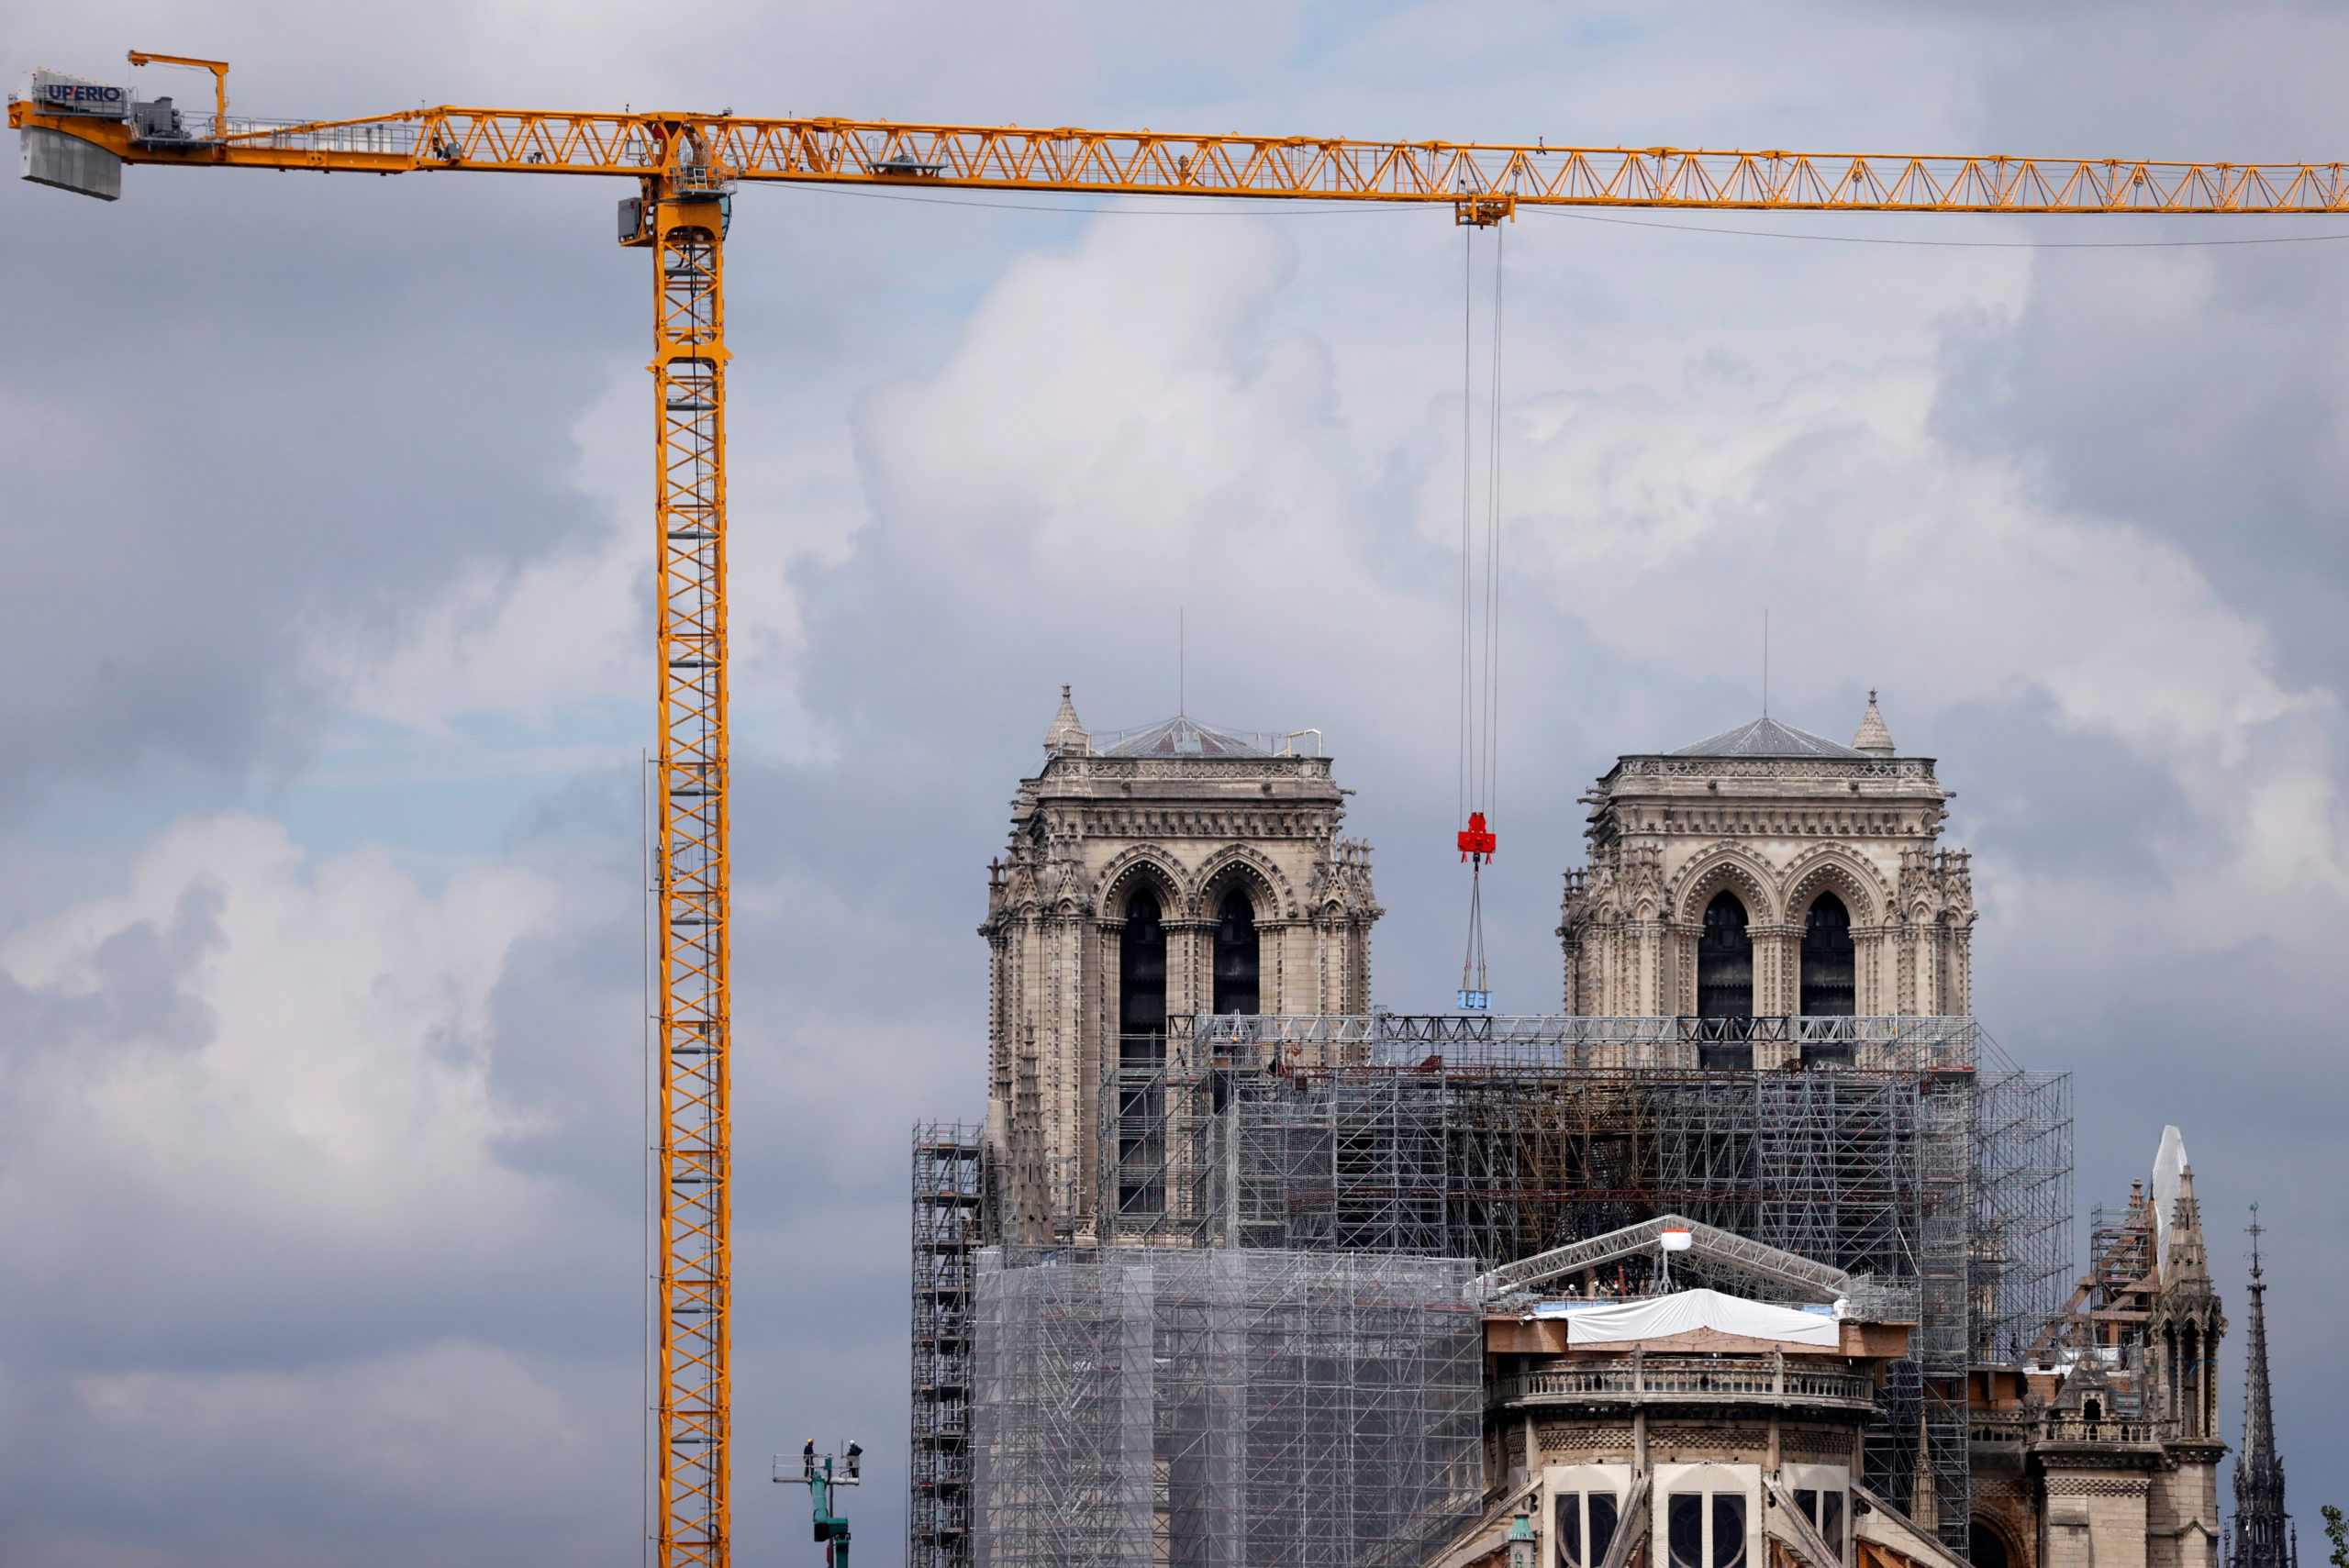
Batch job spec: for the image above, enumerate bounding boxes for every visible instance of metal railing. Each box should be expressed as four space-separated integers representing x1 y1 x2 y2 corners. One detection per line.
1181 1014 1979 1074
1969 1411 2163 1447
1493 1356 1876 1410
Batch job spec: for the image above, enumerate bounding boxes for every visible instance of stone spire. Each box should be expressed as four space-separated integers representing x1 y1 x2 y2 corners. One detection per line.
1852 690 1896 757
2166 1163 2212 1290
2150 1160 2226 1440
1909 1413 1939 1533
1043 684 1089 756
2231 1207 2293 1568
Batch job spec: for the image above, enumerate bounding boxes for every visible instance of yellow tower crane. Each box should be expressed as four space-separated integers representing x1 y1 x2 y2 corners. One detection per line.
15 51 2347 1568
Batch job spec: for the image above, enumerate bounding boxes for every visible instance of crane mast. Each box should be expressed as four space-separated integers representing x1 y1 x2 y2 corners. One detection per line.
640 154 736 1566
15 54 2349 1568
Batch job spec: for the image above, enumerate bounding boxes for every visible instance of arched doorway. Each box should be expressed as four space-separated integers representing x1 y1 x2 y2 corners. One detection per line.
1968 1518 2012 1568
1213 886 1260 1015
1800 892 1856 1016
1697 891 1753 1021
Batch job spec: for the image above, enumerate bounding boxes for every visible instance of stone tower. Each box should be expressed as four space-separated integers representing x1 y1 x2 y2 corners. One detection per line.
2230 1209 2293 1568
980 688 1379 1243
2148 1163 2227 1443
2141 1162 2230 1568
1557 693 1976 1018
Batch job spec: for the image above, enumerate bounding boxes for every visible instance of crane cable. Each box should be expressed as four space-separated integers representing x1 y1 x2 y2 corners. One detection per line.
1457 222 1504 1010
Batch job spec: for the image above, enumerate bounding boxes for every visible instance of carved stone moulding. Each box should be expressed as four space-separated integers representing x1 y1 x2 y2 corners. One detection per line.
2043 1476 2155 1496
1617 756 1935 783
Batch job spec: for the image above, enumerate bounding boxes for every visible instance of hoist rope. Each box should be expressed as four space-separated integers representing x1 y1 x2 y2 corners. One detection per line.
1484 222 1504 829
1462 859 1488 1006
1456 223 1506 1008
1458 233 1475 837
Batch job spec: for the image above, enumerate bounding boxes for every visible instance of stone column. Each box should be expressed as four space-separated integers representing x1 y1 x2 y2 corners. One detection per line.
1658 920 1689 1016
1750 926 1780 1017
1853 926 1891 1015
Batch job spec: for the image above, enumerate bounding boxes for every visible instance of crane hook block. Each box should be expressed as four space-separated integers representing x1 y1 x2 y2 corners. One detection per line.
1457 812 1496 862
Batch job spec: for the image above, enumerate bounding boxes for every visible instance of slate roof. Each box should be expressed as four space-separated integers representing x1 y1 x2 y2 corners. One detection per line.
1103 716 1270 758
1671 716 1868 760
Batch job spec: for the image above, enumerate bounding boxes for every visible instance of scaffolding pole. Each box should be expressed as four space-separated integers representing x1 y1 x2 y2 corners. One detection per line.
911 1121 987 1568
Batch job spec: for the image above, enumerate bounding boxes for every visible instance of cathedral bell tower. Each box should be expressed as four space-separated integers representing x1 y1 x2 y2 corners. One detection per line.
980 688 1380 1243
1558 693 1976 1021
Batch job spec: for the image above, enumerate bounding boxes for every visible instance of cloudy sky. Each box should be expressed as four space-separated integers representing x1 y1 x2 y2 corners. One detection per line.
6 2 2347 1562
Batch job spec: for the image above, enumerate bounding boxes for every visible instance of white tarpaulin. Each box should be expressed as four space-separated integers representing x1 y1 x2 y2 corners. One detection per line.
2152 1125 2188 1274
1552 1288 1842 1347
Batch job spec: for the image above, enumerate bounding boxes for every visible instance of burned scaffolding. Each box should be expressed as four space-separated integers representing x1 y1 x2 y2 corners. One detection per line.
1094 1013 2072 1556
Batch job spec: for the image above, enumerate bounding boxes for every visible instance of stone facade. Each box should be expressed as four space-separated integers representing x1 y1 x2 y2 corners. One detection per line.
1438 1278 1948 1568
1968 1143 2228 1568
1557 699 1976 1018
980 689 1379 1242
952 687 2247 1568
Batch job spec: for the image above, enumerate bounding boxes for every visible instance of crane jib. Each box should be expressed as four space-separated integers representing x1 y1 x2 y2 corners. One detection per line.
16 97 2349 213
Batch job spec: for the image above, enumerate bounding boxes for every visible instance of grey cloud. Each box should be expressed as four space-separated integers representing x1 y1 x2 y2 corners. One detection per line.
0 879 223 1071
1929 261 2349 689
0 173 630 813
8 3 2349 1562
1930 692 2204 887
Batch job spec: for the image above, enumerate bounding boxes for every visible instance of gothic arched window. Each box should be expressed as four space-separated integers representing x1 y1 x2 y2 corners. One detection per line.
1120 888 1167 1063
1696 891 1753 1021
1118 888 1169 1217
1213 887 1261 1016
1800 892 1857 1017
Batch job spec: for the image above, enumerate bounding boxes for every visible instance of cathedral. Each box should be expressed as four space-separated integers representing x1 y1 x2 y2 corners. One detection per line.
910 689 2286 1568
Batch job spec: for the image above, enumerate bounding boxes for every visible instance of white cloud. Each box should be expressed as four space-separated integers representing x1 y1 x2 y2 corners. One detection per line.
1501 361 2323 759
841 190 2349 977
324 533 643 734
0 813 564 1273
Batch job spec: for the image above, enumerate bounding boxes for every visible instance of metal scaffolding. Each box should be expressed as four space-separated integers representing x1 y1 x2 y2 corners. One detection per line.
912 1122 987 1568
1102 1017 1978 1257
1086 1014 2068 1555
915 1015 2069 1563
1970 1064 2075 1364
968 1247 1484 1568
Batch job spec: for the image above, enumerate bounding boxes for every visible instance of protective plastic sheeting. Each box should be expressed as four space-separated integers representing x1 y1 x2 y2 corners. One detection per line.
1543 1288 1842 1347
971 1248 1483 1568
